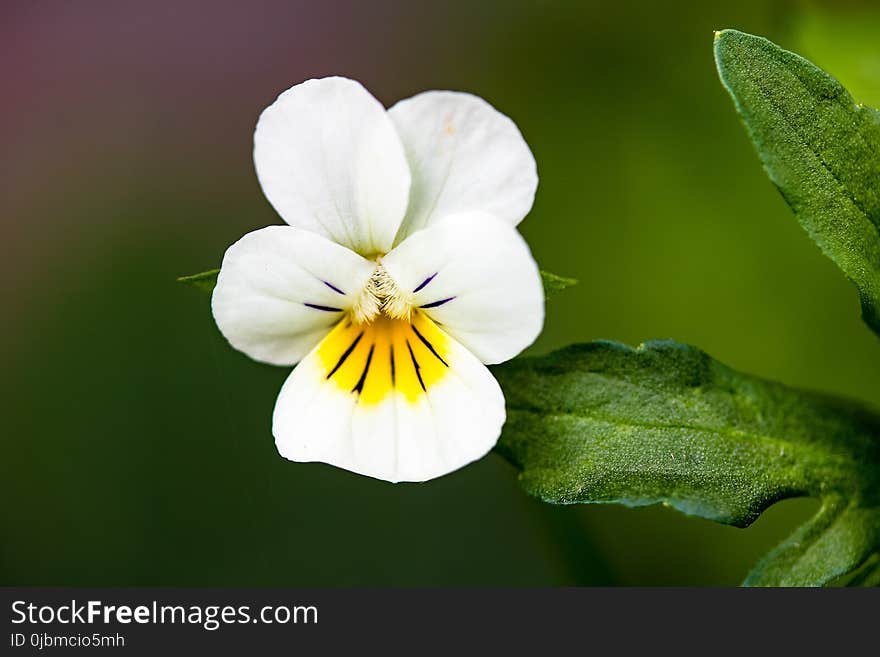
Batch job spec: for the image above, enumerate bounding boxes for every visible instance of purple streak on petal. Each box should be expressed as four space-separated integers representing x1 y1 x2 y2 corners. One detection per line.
323 280 345 295
419 296 455 309
412 272 437 293
304 303 343 312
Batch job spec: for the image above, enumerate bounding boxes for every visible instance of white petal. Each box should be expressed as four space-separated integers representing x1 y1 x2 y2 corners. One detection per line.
382 212 544 364
254 77 411 255
273 313 505 482
212 225 375 365
388 90 537 242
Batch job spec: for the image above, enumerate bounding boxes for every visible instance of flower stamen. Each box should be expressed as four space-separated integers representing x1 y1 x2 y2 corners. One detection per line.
352 260 414 323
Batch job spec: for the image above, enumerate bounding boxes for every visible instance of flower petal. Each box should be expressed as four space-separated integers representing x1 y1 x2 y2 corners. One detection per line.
273 312 505 482
254 77 411 255
212 225 375 365
381 212 544 364
388 90 538 242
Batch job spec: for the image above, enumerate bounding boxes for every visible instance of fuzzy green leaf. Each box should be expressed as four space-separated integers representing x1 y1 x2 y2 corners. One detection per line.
178 267 575 298
492 340 880 586
714 29 880 337
745 497 880 586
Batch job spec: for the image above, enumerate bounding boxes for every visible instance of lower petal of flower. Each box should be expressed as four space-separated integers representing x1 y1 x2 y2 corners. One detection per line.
272 311 505 482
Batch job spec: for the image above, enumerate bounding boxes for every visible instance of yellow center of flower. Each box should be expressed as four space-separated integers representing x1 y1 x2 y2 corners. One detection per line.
317 310 451 404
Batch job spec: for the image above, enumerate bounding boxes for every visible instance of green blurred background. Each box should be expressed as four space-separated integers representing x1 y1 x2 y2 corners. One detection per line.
3 0 879 586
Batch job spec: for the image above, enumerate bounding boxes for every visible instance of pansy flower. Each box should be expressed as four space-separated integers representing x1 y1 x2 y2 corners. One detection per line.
212 77 544 482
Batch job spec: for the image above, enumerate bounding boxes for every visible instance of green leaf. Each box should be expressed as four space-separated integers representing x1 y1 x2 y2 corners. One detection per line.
178 267 575 298
491 340 880 586
714 29 880 338
844 553 880 587
745 497 880 586
176 269 219 292
540 270 577 299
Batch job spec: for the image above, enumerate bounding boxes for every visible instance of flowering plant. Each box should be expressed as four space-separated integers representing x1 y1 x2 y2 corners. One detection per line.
181 30 880 586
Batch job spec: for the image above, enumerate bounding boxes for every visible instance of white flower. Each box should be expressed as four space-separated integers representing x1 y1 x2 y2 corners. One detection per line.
212 77 544 482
